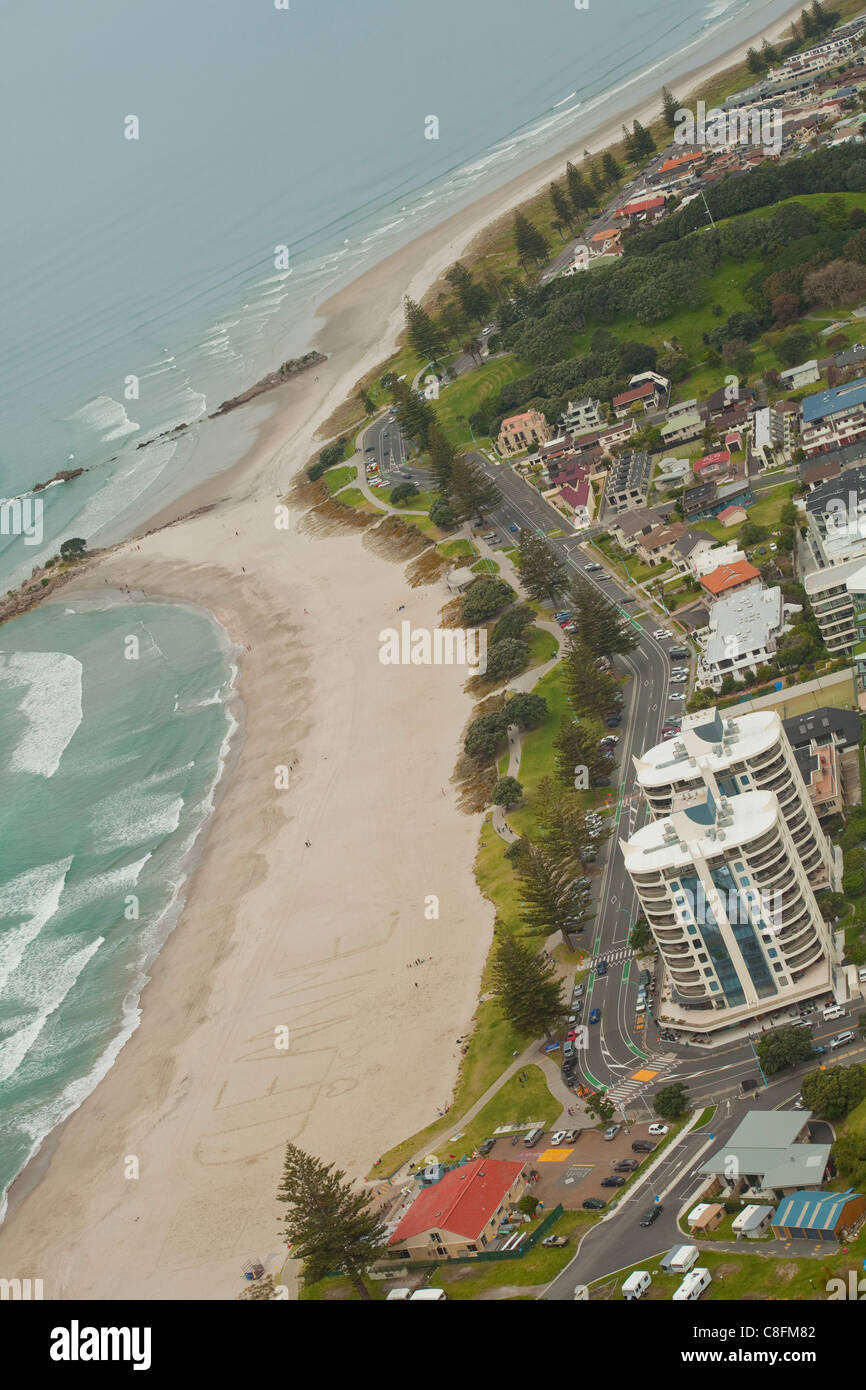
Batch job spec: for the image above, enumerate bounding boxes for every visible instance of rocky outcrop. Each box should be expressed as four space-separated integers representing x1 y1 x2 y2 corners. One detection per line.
209 350 326 417
32 468 85 492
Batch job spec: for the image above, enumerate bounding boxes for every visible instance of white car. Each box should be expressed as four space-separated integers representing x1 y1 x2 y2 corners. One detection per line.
653 630 670 640
669 692 686 701
550 1130 568 1146
648 1123 669 1136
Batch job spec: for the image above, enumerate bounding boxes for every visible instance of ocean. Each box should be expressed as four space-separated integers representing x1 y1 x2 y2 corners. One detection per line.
0 0 798 1208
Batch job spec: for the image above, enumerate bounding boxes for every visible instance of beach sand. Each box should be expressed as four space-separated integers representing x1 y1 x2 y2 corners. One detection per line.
0 1 808 1299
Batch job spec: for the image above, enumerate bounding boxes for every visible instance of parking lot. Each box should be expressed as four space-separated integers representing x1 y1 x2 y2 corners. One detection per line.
481 1123 662 1212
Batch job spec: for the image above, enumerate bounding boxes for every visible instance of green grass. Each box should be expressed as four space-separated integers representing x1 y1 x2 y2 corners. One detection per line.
436 355 534 449
525 626 559 669
333 487 378 512
694 1106 716 1130
387 487 437 511
472 557 500 574
445 1064 560 1159
428 1209 597 1299
439 539 477 559
323 463 357 493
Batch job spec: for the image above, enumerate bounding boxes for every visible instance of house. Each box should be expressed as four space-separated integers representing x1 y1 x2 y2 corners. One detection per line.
717 503 748 527
661 411 704 446
771 1189 866 1241
707 384 754 420
386 1157 527 1260
801 377 866 456
657 150 704 176
635 522 686 567
686 1203 725 1234
538 435 576 465
699 558 760 598
691 542 748 579
557 478 594 529
732 1204 774 1239
655 456 694 490
790 740 844 819
780 359 821 393
497 409 552 457
751 402 800 465
629 371 671 398
696 584 789 690
612 381 661 418
834 343 866 371
673 529 717 574
561 398 604 434
615 193 667 222
699 1111 831 1200
682 480 718 519
725 428 743 452
611 507 658 550
604 450 653 513
693 449 731 479
589 227 622 258
800 456 842 490
783 705 864 818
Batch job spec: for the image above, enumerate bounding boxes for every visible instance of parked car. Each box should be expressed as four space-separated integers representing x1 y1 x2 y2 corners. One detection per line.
572 982 585 999
563 1041 576 1060
605 715 622 727
793 1095 805 1111
648 1123 669 1136
669 692 686 702
741 1078 758 1092
669 647 688 658
614 1158 639 1173
812 1045 827 1056
639 1204 663 1226
601 1175 626 1187
550 1130 568 1146
541 1234 569 1247
589 1008 601 1024
584 563 602 572
653 629 670 639
632 1140 655 1152
603 1124 621 1141
554 611 572 622
563 1129 580 1143
583 1198 606 1210
596 960 608 976
479 1137 496 1155
508 523 519 534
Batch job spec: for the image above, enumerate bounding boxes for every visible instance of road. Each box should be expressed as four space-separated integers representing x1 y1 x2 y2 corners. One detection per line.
362 412 434 490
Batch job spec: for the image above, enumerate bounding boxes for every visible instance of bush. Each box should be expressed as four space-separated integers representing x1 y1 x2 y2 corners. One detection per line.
307 436 348 480
491 776 523 807
504 691 548 729
464 711 508 759
389 481 418 506
462 578 516 625
492 605 534 645
485 638 529 680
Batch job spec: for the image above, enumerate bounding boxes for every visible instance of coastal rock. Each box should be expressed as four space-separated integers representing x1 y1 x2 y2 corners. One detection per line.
32 467 85 492
209 350 327 417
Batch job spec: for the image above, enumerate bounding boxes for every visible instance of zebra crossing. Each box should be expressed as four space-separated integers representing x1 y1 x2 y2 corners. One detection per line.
603 1053 680 1107
590 948 633 966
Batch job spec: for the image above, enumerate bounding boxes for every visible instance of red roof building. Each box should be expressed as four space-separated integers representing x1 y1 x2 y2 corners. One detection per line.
700 558 760 596
658 151 704 174
387 1158 527 1259
615 194 666 219
693 450 731 475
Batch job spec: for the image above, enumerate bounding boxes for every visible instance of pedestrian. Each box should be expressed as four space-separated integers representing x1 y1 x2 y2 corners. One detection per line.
304 840 311 847
414 982 418 988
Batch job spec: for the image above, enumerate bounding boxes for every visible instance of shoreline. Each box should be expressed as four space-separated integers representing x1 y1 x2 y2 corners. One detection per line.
0 0 818 1299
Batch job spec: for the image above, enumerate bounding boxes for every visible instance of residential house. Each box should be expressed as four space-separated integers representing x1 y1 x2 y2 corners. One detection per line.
780 359 821 394
497 409 552 457
561 398 604 434
717 503 748 527
611 507 657 550
589 227 622 258
682 480 719 519
603 450 653 513
771 1189 866 1241
699 1112 831 1201
800 456 842 490
672 529 717 574
693 449 731 480
661 411 704 446
556 478 595 530
386 1157 527 1261
725 428 743 452
635 522 686 567
801 377 866 456
614 193 667 223
783 705 863 817
612 381 661 418
699 557 760 599
691 542 748 579
538 435 576 466
628 371 671 398
707 384 754 420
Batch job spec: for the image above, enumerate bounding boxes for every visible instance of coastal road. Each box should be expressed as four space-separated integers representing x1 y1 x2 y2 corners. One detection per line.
363 413 434 489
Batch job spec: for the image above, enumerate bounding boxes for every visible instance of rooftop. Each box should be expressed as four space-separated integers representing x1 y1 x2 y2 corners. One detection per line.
634 706 784 788
772 1188 862 1231
700 558 760 595
802 376 866 423
621 785 778 873
387 1157 524 1244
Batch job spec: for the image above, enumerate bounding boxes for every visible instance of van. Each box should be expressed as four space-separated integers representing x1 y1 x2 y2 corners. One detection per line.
669 1244 699 1274
408 1288 447 1300
823 1005 845 1022
524 1126 544 1147
831 1030 855 1049
858 967 866 983
672 1267 712 1301
622 1270 651 1300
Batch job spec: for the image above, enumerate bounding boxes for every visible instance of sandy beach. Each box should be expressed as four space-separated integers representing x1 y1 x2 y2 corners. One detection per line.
0 0 810 1300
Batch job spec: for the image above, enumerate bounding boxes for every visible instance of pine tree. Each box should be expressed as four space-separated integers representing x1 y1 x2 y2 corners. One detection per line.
534 776 603 876
602 151 622 187
568 574 638 656
566 161 592 216
589 164 606 201
449 453 500 521
563 635 619 718
746 46 765 73
390 376 437 450
661 86 680 131
517 529 568 605
513 211 549 266
553 716 611 790
631 119 656 158
492 932 566 1037
622 124 639 165
403 296 446 363
549 181 574 234
445 262 491 323
426 422 456 494
277 1143 386 1298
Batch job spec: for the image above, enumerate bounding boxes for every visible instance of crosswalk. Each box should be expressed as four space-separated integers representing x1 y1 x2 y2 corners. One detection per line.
591 948 633 966
604 1052 680 1107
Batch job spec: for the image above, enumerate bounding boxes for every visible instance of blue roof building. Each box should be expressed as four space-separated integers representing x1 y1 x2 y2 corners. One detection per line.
802 378 866 425
771 1188 866 1240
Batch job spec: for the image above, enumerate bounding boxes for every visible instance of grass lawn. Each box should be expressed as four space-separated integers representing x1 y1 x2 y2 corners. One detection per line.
525 626 559 669
388 487 437 511
436 355 534 449
323 463 357 493
439 538 477 559
333 487 379 512
472 557 500 574
428 1209 597 1299
694 1106 717 1129
445 1065 560 1159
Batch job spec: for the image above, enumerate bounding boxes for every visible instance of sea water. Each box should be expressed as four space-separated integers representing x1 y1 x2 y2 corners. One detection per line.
0 598 238 1216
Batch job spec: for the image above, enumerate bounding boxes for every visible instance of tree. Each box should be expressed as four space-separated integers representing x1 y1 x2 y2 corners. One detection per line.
630 918 653 954
464 710 508 759
517 530 568 605
491 933 566 1039
513 210 549 266
585 1089 615 1123
403 296 445 363
602 151 622 187
553 716 611 789
492 604 535 644
533 776 601 875
756 1024 816 1076
445 262 491 323
277 1143 386 1298
776 327 817 368
426 424 457 494
771 292 801 325
563 637 619 718
503 691 548 729
389 481 418 505
568 574 637 656
449 454 500 522
461 576 515 625
746 46 766 74
492 775 523 807
631 119 656 159
357 387 375 415
514 839 592 944
429 495 456 530
654 1083 689 1120
60 537 87 560
804 258 866 307
549 181 574 235
661 86 680 130
485 637 529 680
801 1063 866 1120
566 161 593 217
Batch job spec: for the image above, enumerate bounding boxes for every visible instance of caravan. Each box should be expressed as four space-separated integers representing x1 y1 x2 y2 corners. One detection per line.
673 1268 712 1301
622 1270 651 1301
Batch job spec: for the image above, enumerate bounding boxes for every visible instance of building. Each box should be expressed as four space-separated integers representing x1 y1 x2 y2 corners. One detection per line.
611 507 657 550
621 768 837 1034
699 1112 831 1200
691 543 747 579
557 478 594 529
683 481 718 519
615 193 667 222
632 704 837 889
686 1203 725 1234
707 384 754 421
673 530 717 575
661 411 704 446
802 463 866 654
612 381 661 418
561 398 604 434
657 150 705 176
604 450 652 513
635 522 686 567
801 456 842 490
801 377 866 456
780 359 821 393
751 401 800 465
834 344 866 371
699 558 760 598
771 1188 866 1241
538 435 576 466
386 1157 527 1260
783 706 863 817
717 504 748 527
732 1204 774 1238
497 410 552 457
694 450 732 479
629 371 671 397
696 584 790 689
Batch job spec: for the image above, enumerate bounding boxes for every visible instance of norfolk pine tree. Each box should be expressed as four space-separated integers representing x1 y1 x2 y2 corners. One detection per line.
492 933 566 1038
277 1143 386 1298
